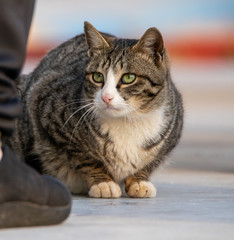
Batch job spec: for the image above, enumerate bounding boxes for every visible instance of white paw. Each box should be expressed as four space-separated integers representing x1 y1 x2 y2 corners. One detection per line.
89 181 122 198
126 181 156 198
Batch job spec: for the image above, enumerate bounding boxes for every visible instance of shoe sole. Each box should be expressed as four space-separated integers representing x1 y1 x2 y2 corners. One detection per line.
0 201 71 228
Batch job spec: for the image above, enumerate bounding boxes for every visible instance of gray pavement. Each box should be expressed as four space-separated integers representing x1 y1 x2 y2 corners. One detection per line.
1 170 234 240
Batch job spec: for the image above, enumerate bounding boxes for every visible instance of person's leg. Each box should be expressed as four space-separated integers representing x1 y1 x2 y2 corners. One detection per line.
0 0 72 228
0 0 34 136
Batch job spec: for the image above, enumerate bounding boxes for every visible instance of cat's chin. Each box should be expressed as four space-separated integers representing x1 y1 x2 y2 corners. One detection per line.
98 107 130 118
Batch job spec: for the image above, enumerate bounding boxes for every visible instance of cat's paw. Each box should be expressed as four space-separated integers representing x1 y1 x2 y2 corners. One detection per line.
126 180 156 198
89 181 122 198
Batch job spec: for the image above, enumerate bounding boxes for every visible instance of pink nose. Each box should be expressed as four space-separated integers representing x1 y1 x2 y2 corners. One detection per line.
102 94 114 104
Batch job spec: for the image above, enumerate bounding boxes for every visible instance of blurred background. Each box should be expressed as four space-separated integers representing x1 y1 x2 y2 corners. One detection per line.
23 0 234 173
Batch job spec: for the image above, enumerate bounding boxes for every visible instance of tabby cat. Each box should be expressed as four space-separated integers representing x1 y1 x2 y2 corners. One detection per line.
8 22 183 198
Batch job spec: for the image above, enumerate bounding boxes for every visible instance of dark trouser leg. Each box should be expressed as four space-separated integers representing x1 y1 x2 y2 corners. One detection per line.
0 0 34 135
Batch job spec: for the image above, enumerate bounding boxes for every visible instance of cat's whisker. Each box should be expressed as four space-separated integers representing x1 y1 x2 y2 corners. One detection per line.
58 99 94 110
61 103 94 131
89 107 98 123
66 97 94 102
58 102 82 110
93 108 100 123
79 106 96 127
69 106 96 143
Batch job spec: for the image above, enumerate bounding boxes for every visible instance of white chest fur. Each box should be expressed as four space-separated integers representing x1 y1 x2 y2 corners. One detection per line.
100 106 166 181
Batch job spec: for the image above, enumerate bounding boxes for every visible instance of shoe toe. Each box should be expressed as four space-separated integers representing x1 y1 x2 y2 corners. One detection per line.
43 175 71 207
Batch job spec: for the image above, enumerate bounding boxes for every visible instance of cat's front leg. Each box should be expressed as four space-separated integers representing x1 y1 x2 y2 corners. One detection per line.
84 165 122 198
125 170 156 198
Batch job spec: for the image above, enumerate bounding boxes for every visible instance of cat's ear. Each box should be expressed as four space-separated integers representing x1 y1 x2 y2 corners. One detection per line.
133 27 164 60
84 22 114 56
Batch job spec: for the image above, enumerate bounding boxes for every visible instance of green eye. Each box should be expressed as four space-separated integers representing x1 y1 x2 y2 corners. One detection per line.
122 74 136 84
92 72 104 83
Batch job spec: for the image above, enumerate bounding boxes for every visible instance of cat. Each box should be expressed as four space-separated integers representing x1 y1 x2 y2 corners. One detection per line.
8 22 183 198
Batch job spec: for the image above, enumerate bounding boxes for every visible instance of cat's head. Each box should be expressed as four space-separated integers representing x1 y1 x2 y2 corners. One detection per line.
83 22 170 119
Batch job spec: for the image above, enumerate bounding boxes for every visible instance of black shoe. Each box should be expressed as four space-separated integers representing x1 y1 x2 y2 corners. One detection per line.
0 143 72 228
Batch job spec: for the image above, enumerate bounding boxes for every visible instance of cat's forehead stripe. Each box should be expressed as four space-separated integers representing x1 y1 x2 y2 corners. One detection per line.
102 57 111 72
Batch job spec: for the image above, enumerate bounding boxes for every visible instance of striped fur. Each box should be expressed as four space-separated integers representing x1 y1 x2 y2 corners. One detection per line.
7 22 183 198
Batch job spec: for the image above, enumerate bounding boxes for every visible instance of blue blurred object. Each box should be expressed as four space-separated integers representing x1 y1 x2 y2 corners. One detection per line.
31 0 234 43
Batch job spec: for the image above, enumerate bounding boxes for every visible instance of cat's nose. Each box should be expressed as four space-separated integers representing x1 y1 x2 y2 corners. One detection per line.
102 94 114 104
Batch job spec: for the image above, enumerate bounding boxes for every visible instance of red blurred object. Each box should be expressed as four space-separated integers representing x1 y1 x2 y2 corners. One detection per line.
26 33 234 62
166 32 234 60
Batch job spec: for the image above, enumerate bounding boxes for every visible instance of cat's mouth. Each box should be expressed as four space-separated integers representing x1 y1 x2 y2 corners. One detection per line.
103 106 122 115
99 104 127 117
104 104 121 111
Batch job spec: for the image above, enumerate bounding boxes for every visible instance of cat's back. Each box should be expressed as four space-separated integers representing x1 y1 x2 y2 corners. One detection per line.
10 34 89 160
18 33 89 96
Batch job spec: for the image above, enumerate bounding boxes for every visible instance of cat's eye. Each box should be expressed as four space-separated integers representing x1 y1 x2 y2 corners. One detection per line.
92 72 104 83
121 74 136 84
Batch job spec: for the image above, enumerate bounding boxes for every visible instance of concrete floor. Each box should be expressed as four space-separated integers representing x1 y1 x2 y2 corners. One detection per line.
1 60 234 239
1 169 234 240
